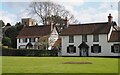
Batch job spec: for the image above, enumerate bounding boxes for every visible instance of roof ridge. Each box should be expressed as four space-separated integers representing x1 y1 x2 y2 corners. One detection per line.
24 25 50 28
69 22 108 26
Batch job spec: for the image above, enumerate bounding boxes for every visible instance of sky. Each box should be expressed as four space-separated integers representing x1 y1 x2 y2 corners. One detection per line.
0 0 120 25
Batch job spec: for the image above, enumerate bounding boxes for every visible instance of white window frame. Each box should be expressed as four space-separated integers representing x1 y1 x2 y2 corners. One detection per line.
93 45 99 53
82 34 87 42
114 45 120 53
22 38 27 43
29 38 35 42
67 45 76 53
93 34 99 42
19 45 26 49
69 35 74 43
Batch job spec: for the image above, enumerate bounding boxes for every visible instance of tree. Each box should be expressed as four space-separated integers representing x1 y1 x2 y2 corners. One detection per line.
2 36 11 47
3 22 24 48
38 36 49 50
5 26 18 38
0 20 4 37
0 20 5 27
46 15 66 33
28 2 78 25
6 23 11 26
15 22 24 32
46 15 64 25
4 26 18 48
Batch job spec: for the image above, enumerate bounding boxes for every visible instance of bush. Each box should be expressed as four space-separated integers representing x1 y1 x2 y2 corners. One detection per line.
2 37 11 47
2 47 58 56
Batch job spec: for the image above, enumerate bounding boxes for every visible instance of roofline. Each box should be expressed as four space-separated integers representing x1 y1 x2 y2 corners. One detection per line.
60 33 109 36
108 41 120 42
69 22 109 26
16 34 50 38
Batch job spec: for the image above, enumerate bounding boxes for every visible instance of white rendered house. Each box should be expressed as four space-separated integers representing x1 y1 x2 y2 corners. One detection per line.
60 14 120 56
16 23 58 50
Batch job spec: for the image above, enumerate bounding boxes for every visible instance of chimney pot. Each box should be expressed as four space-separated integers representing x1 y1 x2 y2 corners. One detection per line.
108 13 113 22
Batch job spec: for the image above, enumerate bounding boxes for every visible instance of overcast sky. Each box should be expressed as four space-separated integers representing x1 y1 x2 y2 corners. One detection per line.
0 0 119 25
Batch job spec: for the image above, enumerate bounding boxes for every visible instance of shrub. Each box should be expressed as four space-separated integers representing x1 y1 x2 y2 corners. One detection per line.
2 37 11 47
2 47 58 56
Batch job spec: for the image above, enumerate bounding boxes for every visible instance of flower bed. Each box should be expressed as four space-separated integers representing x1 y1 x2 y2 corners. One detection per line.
62 62 92 64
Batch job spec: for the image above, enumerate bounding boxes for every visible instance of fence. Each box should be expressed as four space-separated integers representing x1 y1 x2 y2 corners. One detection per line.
2 47 59 56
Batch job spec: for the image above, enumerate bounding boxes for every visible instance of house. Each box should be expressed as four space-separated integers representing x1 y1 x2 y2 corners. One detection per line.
16 20 59 50
22 18 36 27
60 14 120 56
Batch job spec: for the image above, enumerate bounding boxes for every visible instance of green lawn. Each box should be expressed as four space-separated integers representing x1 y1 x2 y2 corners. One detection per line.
2 56 119 73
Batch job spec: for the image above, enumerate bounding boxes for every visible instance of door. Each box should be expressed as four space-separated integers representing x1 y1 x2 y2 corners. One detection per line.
80 48 88 56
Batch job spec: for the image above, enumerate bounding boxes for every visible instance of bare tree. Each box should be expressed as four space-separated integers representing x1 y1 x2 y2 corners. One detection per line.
28 2 78 25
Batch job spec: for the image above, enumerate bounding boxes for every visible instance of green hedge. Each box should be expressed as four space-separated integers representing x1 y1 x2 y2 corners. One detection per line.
2 47 59 56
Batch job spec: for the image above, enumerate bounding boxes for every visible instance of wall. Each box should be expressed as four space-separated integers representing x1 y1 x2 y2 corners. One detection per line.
17 38 38 49
61 34 120 56
17 27 59 50
48 27 58 48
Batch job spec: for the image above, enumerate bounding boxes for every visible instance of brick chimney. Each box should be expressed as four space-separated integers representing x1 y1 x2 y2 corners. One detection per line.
64 17 68 28
108 13 113 23
51 21 54 31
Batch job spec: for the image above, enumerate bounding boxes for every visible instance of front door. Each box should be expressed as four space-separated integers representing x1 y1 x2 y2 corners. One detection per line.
80 48 88 56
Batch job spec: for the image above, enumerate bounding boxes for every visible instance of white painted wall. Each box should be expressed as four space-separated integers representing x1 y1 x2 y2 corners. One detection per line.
61 36 78 56
48 27 58 48
17 38 38 49
17 27 59 50
61 34 120 56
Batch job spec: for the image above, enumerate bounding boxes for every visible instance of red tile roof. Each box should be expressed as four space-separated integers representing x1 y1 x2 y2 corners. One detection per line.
16 25 51 38
109 31 120 42
60 22 111 36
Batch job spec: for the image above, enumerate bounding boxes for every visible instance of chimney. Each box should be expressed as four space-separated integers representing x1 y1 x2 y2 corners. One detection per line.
46 21 51 25
108 13 113 23
51 21 54 31
64 17 68 28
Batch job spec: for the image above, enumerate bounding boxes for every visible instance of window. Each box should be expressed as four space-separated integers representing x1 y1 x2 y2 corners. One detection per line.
93 34 99 42
29 38 35 42
69 35 74 43
19 45 26 49
22 38 27 43
111 44 120 53
91 44 101 53
67 45 76 53
82 35 87 42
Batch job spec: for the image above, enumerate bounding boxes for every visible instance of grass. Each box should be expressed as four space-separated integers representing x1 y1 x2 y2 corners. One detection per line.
2 56 119 73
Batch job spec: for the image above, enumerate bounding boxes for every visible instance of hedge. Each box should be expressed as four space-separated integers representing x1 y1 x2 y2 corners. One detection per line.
2 47 59 56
